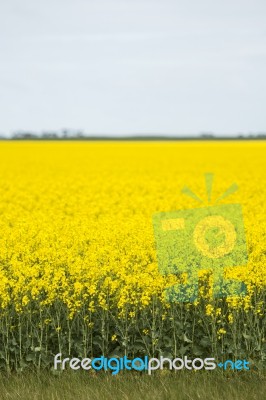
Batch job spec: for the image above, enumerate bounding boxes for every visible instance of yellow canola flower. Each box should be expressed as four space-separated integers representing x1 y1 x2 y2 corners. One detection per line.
0 140 264 323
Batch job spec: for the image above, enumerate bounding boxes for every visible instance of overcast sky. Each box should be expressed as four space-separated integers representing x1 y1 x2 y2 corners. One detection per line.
0 0 265 136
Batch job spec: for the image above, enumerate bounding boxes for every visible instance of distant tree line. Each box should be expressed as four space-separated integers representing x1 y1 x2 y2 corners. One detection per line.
0 129 266 140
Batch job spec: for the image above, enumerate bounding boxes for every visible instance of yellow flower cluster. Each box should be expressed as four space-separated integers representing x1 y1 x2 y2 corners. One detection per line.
0 140 265 345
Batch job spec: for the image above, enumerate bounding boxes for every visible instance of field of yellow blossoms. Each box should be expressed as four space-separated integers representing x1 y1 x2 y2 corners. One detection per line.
0 140 265 371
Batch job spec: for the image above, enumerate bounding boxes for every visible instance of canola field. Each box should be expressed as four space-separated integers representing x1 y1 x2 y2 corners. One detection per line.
0 140 265 371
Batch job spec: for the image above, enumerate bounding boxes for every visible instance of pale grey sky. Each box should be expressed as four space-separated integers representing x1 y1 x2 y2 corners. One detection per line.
0 0 266 136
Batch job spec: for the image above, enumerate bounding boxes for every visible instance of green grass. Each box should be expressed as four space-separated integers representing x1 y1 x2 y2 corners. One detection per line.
0 371 265 400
